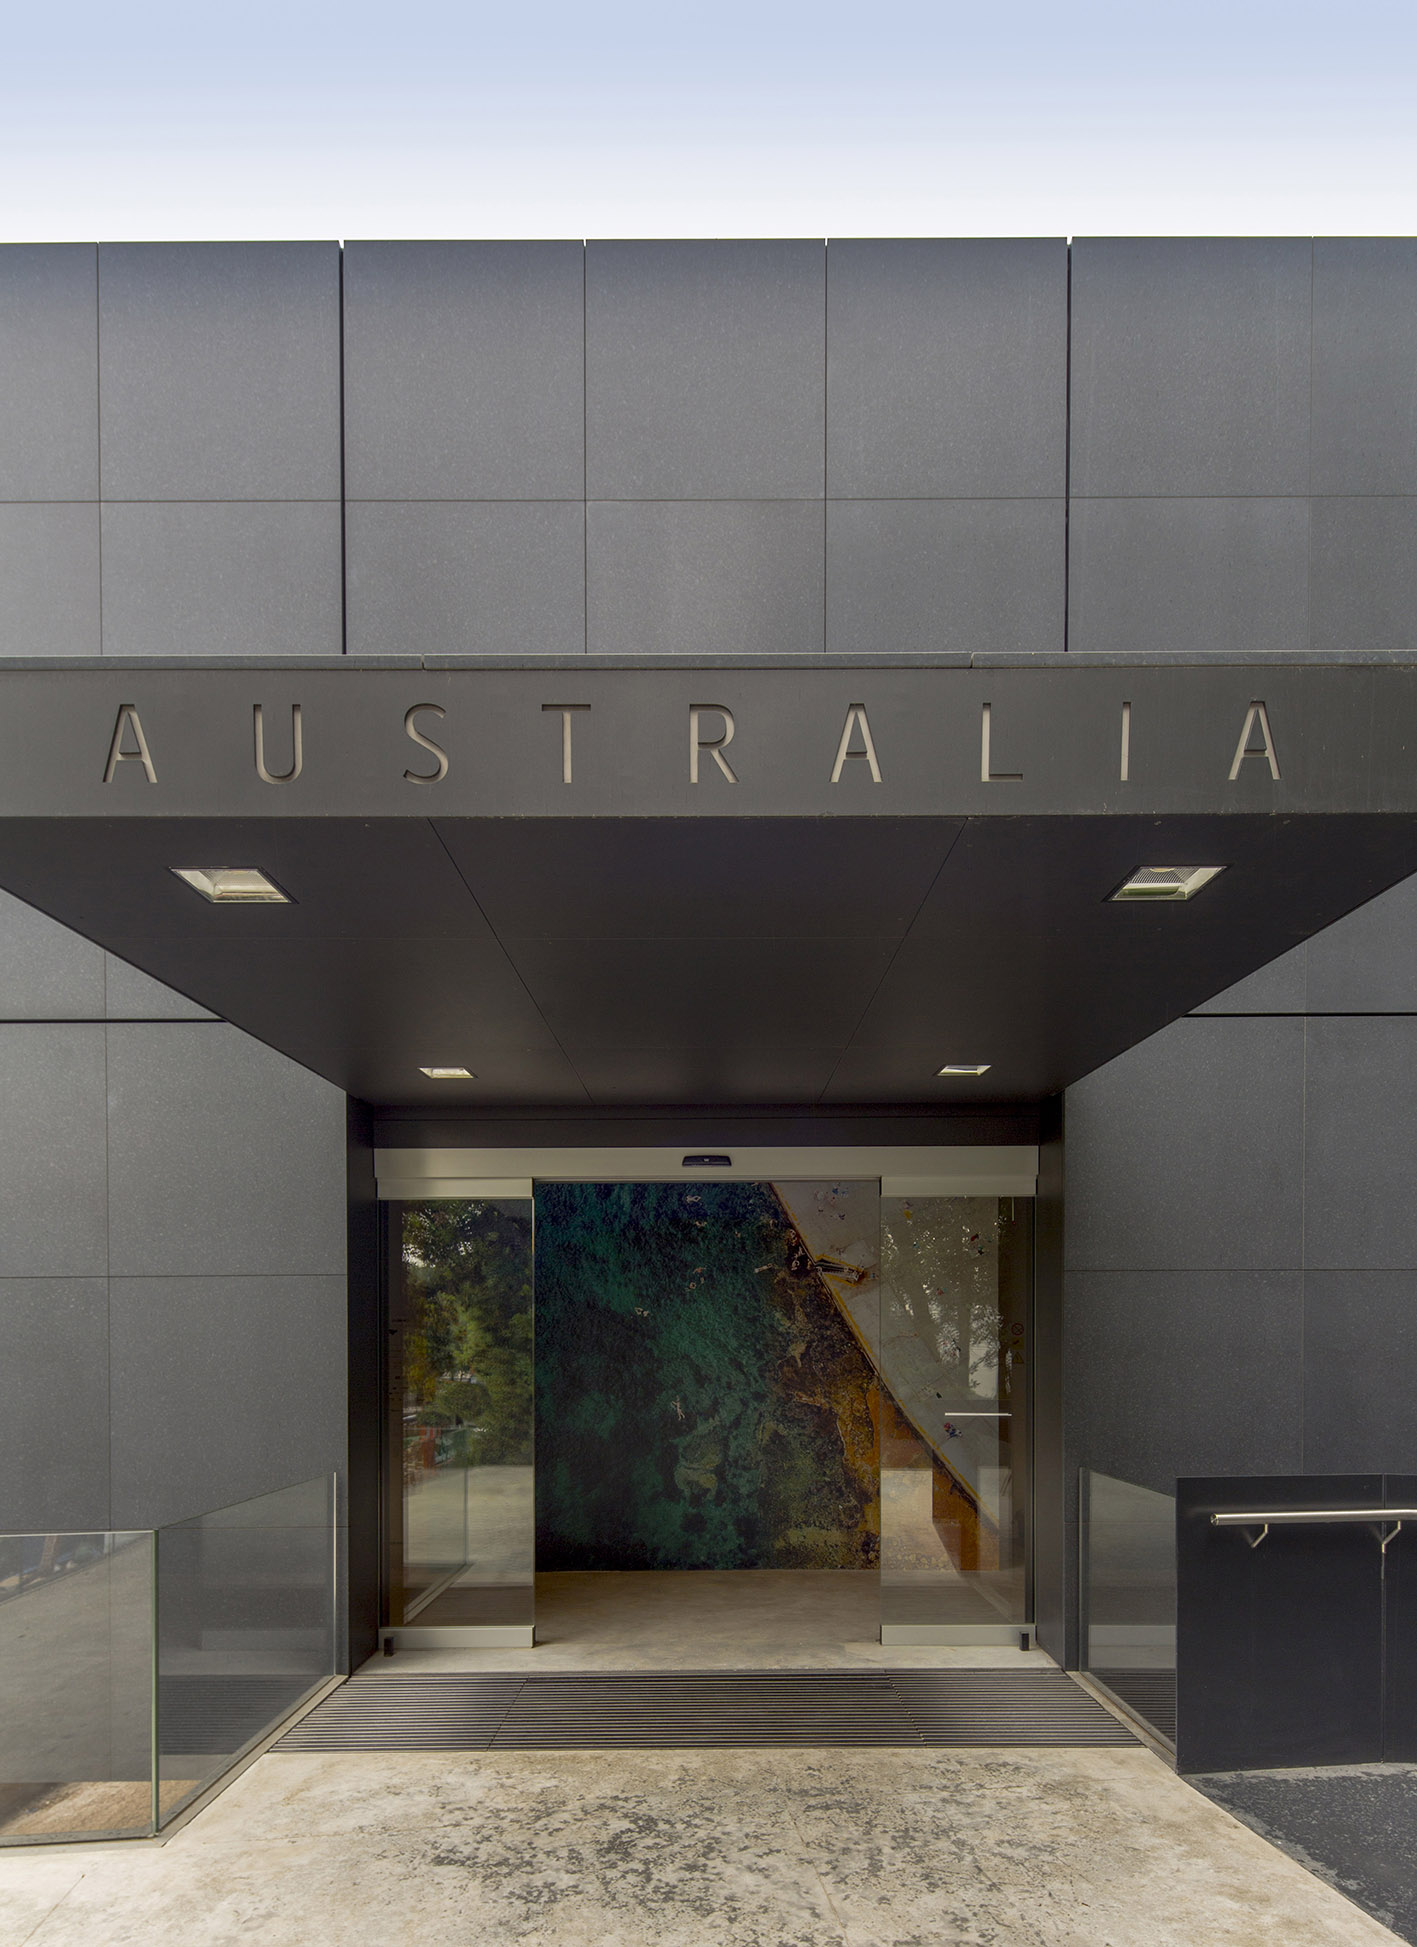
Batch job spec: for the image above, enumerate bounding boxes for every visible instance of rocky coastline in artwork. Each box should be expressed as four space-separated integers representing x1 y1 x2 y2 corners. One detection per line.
534 1180 880 1571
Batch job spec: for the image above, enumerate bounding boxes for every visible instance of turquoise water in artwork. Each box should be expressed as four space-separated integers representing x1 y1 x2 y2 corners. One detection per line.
534 1181 878 1571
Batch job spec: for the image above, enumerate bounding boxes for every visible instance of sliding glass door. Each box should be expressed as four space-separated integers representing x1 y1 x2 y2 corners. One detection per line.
386 1197 534 1634
877 1196 1032 1639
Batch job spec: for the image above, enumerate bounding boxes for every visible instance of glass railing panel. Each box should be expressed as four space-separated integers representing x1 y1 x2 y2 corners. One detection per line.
155 1474 336 1823
0 1531 154 1844
1080 1468 1177 1744
879 1197 1032 1636
394 1198 534 1631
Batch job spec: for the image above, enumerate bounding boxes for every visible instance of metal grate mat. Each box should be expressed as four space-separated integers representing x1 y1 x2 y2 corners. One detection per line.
275 1668 1138 1752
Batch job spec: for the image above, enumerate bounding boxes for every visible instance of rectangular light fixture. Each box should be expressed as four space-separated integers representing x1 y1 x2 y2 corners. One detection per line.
171 867 289 904
1111 865 1226 903
937 1063 991 1077
419 1066 475 1080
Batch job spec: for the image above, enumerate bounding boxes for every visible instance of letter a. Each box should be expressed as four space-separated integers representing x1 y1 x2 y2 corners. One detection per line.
830 705 882 783
102 704 157 784
1228 701 1281 781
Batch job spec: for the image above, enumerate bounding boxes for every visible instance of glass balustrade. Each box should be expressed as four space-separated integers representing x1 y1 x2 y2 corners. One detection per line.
1080 1468 1177 1745
0 1474 337 1845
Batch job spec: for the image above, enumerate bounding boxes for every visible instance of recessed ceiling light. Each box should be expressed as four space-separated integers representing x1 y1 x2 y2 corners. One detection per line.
937 1063 991 1077
171 867 290 904
419 1066 475 1080
1111 865 1226 903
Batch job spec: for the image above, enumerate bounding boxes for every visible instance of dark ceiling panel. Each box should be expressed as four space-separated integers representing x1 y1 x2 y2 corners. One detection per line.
0 817 489 941
434 816 961 939
309 1043 590 1107
2 810 1417 1109
563 1044 845 1106
96 933 562 1061
827 812 1417 1100
502 935 898 1048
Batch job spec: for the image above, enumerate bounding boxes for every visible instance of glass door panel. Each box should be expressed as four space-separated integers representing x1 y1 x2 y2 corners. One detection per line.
389 1198 534 1631
878 1195 1031 1635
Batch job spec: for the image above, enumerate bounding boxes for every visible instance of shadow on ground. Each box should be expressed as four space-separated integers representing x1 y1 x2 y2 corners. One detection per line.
1192 1765 1417 1944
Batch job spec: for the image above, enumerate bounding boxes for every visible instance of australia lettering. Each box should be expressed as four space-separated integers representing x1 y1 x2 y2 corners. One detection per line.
98 699 1283 791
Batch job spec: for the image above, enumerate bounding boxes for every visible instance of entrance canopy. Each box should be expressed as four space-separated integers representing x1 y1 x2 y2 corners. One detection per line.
1 657 1415 1107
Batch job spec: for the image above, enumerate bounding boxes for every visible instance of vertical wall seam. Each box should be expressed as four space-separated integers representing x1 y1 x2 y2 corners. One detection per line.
95 243 104 657
582 242 589 656
822 238 829 658
103 1019 112 1529
1299 1012 1308 1470
338 244 348 656
1306 238 1315 654
1062 241 1072 654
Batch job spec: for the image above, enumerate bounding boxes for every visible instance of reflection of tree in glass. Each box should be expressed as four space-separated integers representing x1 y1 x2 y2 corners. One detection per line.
881 1201 1010 1401
403 1200 533 1464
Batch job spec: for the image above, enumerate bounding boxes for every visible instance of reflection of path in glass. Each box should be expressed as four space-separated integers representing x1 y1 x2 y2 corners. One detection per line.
2 1776 195 1841
403 1451 468 1601
881 1473 1024 1623
0 1535 161 1841
459 1466 534 1579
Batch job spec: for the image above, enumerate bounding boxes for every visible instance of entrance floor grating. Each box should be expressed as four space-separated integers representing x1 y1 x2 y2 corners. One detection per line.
274 1669 1139 1751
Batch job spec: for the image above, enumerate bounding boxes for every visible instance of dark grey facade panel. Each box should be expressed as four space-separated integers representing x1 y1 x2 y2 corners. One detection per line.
586 499 824 655
1190 941 1308 1014
1300 1271 1417 1471
342 240 585 501
104 953 217 1020
1063 1016 1306 1272
1305 874 1417 1012
0 1278 110 1530
107 1272 346 1530
0 244 99 501
1303 1015 1417 1270
585 240 825 500
0 886 348 1545
825 238 1066 499
104 1022 346 1277
0 1024 108 1276
1310 496 1417 654
1064 874 1417 1655
97 242 341 501
1192 873 1417 1016
1066 1268 1305 1498
1069 238 1312 499
1311 239 1417 495
99 502 342 657
1067 497 1309 656
346 501 585 658
825 499 1063 656
0 889 215 1021
0 503 100 657
0 885 105 1018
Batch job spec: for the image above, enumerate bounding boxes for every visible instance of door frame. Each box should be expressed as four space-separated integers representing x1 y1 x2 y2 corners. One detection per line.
376 1145 1041 1649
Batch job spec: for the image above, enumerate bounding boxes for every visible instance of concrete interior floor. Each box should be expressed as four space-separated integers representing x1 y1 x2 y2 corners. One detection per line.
381 1568 1038 1674
0 1745 1401 1946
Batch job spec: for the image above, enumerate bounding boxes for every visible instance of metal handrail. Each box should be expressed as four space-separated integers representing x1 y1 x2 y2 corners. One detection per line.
1210 1508 1417 1551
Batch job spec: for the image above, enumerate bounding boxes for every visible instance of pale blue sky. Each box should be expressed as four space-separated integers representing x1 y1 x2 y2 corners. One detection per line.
2 0 1413 238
